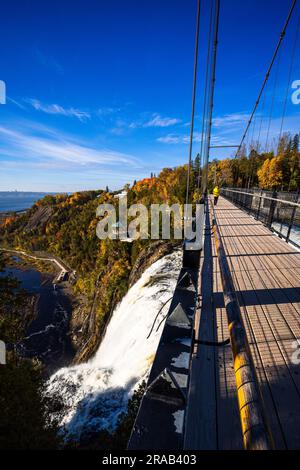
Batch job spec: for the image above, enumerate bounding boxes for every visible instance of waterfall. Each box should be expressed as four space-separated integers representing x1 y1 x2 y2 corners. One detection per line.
46 249 181 441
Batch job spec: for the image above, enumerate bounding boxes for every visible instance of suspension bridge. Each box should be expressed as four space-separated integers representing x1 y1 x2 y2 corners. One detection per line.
128 0 300 450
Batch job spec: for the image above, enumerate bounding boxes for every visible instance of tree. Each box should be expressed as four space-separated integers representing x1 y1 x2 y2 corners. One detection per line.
237 155 250 187
258 156 283 189
194 153 201 175
218 159 234 187
268 156 283 189
0 253 61 449
0 356 61 449
292 134 299 153
288 151 300 191
257 159 271 189
277 133 290 155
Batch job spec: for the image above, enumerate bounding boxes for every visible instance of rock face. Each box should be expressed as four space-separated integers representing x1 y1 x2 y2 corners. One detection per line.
129 240 180 287
68 296 89 350
69 299 99 364
25 205 53 232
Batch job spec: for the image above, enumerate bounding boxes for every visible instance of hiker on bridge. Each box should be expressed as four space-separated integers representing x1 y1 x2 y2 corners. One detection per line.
213 185 219 206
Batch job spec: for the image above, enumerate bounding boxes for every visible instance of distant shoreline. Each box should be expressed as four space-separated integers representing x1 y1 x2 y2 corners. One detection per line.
0 208 28 214
0 191 55 213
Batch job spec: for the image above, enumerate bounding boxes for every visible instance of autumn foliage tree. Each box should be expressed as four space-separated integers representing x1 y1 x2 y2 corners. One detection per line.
208 133 300 191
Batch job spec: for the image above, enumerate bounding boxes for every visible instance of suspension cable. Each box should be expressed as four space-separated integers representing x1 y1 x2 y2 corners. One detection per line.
256 88 267 151
250 110 257 149
265 47 282 152
201 0 220 195
185 0 201 209
197 0 214 191
235 0 297 158
279 10 300 143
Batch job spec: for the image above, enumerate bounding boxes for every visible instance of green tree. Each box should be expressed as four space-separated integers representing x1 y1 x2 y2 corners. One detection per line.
0 253 61 449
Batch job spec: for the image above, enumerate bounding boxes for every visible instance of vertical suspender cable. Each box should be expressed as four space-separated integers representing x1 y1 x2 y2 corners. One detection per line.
235 0 297 158
250 111 257 150
265 48 282 152
197 0 214 191
201 0 220 195
279 11 300 143
256 89 267 151
185 0 201 210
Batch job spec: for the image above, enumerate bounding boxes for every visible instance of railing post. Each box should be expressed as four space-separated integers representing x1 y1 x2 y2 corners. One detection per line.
247 190 253 215
267 189 277 229
286 191 300 244
243 189 246 209
256 190 263 220
279 208 284 236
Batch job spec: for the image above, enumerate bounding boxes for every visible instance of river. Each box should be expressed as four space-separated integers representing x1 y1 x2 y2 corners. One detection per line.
2 258 74 372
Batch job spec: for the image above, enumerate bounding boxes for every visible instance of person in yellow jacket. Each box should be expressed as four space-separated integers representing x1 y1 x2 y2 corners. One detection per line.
213 185 219 206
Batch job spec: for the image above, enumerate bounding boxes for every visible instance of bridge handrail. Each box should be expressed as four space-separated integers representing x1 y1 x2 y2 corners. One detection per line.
220 187 300 248
221 188 300 208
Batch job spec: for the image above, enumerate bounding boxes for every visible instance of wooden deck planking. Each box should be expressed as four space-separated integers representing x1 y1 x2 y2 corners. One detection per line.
184 206 244 450
184 219 217 450
214 197 300 449
184 196 300 449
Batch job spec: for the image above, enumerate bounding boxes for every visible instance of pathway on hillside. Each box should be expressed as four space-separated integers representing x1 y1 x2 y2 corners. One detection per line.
0 247 74 282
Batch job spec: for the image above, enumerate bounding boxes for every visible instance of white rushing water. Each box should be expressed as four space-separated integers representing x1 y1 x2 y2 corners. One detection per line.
46 249 181 441
272 221 300 250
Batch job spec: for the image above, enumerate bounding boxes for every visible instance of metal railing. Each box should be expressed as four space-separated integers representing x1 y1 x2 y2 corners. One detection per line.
221 188 300 249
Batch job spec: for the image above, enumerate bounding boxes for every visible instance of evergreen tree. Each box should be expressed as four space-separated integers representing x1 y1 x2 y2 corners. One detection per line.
292 134 299 152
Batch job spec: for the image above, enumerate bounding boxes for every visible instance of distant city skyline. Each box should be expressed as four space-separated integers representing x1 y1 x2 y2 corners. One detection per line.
0 0 299 192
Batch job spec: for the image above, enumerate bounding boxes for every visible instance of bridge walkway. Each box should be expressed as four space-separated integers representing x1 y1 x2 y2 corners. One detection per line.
184 196 300 450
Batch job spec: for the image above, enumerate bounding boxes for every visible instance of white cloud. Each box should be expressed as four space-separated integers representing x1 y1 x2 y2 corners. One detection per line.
157 132 235 146
128 121 139 129
143 114 181 128
157 113 251 145
120 113 181 131
0 122 142 170
157 133 201 144
97 107 120 116
110 126 126 136
213 113 250 128
25 98 91 122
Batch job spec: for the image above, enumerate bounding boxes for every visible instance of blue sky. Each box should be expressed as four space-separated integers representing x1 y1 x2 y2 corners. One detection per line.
0 0 299 192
